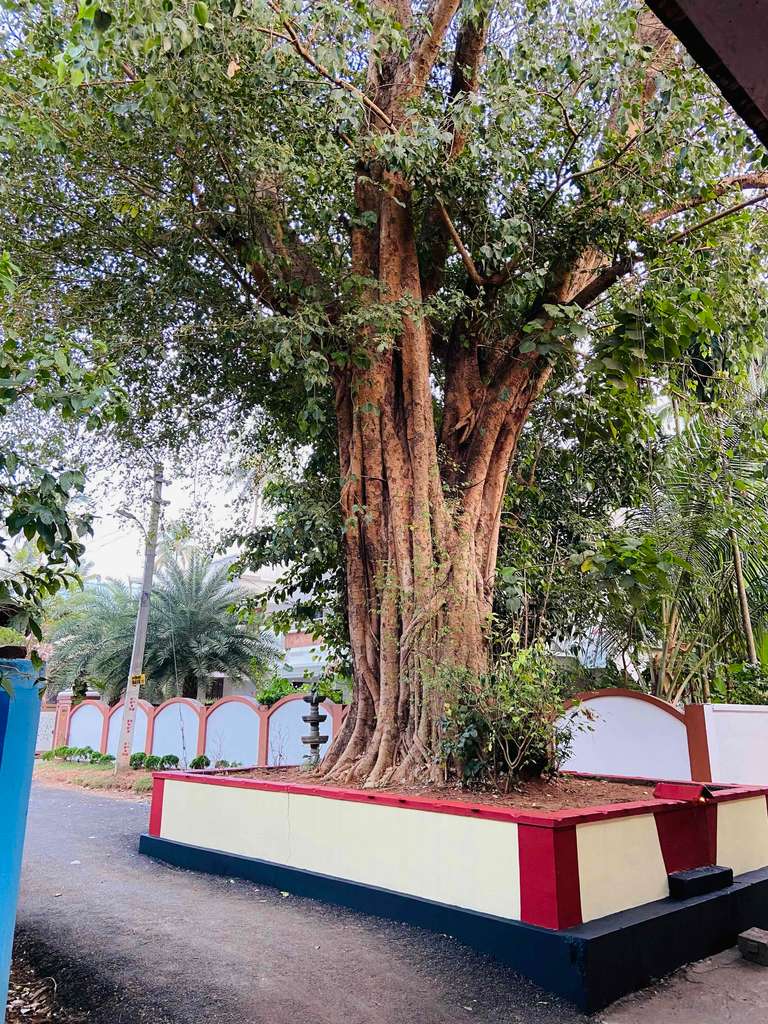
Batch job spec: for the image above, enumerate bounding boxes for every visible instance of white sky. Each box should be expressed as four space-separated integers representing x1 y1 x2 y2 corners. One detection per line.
84 474 239 581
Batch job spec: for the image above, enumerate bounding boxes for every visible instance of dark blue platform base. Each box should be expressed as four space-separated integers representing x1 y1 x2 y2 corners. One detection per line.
139 833 768 1012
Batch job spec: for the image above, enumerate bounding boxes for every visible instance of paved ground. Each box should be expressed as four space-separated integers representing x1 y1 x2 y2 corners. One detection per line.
15 784 586 1024
15 783 768 1024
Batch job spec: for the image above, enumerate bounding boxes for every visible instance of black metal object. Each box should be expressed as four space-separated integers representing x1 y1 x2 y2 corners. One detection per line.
301 683 328 766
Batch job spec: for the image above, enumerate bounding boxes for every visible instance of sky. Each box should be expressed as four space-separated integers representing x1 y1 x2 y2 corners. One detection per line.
83 473 240 581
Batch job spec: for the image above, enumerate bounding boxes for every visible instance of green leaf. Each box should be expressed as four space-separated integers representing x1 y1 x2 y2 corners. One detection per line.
194 2 209 26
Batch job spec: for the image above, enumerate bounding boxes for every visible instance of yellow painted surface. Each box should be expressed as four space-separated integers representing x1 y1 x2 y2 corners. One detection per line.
160 781 520 918
716 796 768 877
576 814 668 922
289 792 520 918
160 780 291 864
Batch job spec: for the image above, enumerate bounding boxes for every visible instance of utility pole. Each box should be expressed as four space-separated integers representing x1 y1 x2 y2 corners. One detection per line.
115 462 164 771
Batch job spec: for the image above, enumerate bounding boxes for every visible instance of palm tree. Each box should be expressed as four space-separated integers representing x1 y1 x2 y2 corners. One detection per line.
47 549 277 703
593 405 768 703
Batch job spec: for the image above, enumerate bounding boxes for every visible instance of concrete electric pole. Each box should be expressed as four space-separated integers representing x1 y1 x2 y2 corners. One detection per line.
115 462 164 771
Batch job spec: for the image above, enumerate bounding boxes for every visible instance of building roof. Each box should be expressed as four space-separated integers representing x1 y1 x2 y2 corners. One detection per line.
646 1 768 147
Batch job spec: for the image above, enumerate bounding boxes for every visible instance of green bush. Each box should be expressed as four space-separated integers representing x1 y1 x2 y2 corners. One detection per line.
39 750 55 761
255 675 343 707
189 754 210 770
711 663 768 705
53 746 72 759
129 752 147 770
144 755 162 770
440 638 576 788
98 753 115 764
159 754 180 770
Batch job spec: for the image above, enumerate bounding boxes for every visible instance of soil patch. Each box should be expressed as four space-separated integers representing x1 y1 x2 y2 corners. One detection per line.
229 767 656 811
33 759 152 798
6 953 89 1024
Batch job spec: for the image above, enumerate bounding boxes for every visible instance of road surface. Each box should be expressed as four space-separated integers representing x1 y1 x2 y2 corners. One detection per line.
16 783 768 1023
15 784 586 1024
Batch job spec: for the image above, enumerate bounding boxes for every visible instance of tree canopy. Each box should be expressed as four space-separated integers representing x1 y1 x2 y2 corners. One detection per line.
3 0 768 780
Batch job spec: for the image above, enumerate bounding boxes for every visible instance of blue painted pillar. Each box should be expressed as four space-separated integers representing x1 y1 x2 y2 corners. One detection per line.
0 657 43 1016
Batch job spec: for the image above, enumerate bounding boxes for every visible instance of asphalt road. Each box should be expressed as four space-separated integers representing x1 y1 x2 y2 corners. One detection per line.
17 784 768 1024
15 784 589 1024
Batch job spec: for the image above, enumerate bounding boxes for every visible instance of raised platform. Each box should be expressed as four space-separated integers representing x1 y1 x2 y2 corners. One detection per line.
139 771 768 1010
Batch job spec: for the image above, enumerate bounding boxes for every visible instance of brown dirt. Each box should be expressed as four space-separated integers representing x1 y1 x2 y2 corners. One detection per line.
33 759 153 799
6 954 87 1023
231 767 656 811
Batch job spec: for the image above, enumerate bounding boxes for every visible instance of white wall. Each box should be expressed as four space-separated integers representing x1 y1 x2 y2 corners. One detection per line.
559 695 692 781
704 704 768 784
106 705 149 756
67 703 104 750
205 700 261 765
36 709 56 752
151 702 201 766
267 699 335 766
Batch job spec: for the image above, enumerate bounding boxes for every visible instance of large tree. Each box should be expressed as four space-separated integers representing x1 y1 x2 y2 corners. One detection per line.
2 0 768 781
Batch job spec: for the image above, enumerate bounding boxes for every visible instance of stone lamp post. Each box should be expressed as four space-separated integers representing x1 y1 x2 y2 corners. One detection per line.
301 683 328 767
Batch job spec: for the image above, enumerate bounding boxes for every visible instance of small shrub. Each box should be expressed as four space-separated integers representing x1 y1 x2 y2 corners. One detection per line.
255 676 297 706
159 754 180 770
39 750 55 761
144 755 162 770
53 746 72 759
214 759 230 768
440 637 575 789
99 753 115 764
133 776 153 795
189 754 210 770
129 752 147 770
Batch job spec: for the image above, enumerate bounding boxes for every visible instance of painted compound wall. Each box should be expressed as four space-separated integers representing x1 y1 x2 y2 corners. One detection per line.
559 691 692 781
558 689 768 786
145 773 768 931
204 698 261 766
107 703 150 756
154 777 523 920
702 704 768 785
58 692 343 768
35 707 56 753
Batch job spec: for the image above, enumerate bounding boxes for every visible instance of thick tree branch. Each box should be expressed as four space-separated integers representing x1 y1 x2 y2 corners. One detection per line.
646 173 768 226
664 192 768 244
568 189 768 309
402 0 463 104
420 12 489 298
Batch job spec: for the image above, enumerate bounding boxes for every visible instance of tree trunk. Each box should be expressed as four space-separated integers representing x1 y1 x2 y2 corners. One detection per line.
321 169 550 786
730 527 758 667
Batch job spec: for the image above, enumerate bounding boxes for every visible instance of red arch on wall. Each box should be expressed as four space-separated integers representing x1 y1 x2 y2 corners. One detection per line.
564 687 686 723
66 699 109 751
202 695 265 763
148 697 206 757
